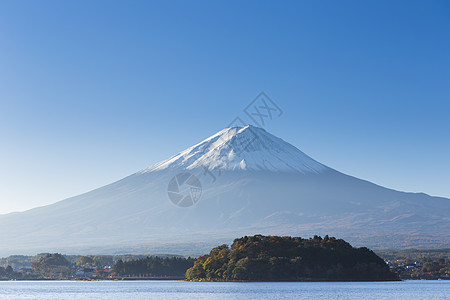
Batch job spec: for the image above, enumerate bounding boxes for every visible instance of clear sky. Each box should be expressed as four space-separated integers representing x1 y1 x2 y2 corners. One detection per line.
0 0 449 214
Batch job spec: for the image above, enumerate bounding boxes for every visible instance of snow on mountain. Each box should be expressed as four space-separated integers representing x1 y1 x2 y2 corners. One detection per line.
143 125 327 174
0 125 449 256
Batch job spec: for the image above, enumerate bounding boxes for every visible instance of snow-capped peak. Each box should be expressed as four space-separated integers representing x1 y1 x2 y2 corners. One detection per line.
142 125 328 174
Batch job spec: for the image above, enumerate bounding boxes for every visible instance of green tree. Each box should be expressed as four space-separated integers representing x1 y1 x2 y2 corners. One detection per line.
32 253 70 279
77 256 95 267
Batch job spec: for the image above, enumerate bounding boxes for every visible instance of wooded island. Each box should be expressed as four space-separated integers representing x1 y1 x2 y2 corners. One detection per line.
186 235 398 281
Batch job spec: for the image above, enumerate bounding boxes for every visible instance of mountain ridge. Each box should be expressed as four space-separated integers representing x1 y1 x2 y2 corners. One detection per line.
0 125 449 256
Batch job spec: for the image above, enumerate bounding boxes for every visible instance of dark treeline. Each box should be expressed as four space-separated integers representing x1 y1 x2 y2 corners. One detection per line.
377 249 450 280
0 253 195 280
113 256 196 277
6 237 449 281
186 235 398 281
0 254 186 270
0 266 19 279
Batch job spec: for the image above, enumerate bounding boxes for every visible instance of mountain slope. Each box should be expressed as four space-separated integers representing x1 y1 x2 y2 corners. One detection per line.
0 125 449 256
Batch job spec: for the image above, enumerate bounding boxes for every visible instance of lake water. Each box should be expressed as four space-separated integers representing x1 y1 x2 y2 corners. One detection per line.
0 280 449 299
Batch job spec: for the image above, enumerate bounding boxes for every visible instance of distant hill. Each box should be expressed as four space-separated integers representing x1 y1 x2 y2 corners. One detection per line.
186 235 399 281
376 248 450 262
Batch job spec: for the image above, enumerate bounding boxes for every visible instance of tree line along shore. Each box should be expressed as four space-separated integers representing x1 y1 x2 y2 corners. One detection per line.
1 235 449 281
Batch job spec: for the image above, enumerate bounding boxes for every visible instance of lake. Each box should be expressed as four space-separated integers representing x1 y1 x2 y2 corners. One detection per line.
0 280 449 299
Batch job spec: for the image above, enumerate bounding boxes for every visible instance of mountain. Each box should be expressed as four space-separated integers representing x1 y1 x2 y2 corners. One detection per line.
0 125 449 256
145 126 327 173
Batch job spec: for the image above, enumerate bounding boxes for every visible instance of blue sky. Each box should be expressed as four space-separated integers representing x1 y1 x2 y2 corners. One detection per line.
0 0 449 213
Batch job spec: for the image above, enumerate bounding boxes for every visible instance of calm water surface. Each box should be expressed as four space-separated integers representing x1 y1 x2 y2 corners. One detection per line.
0 280 449 299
